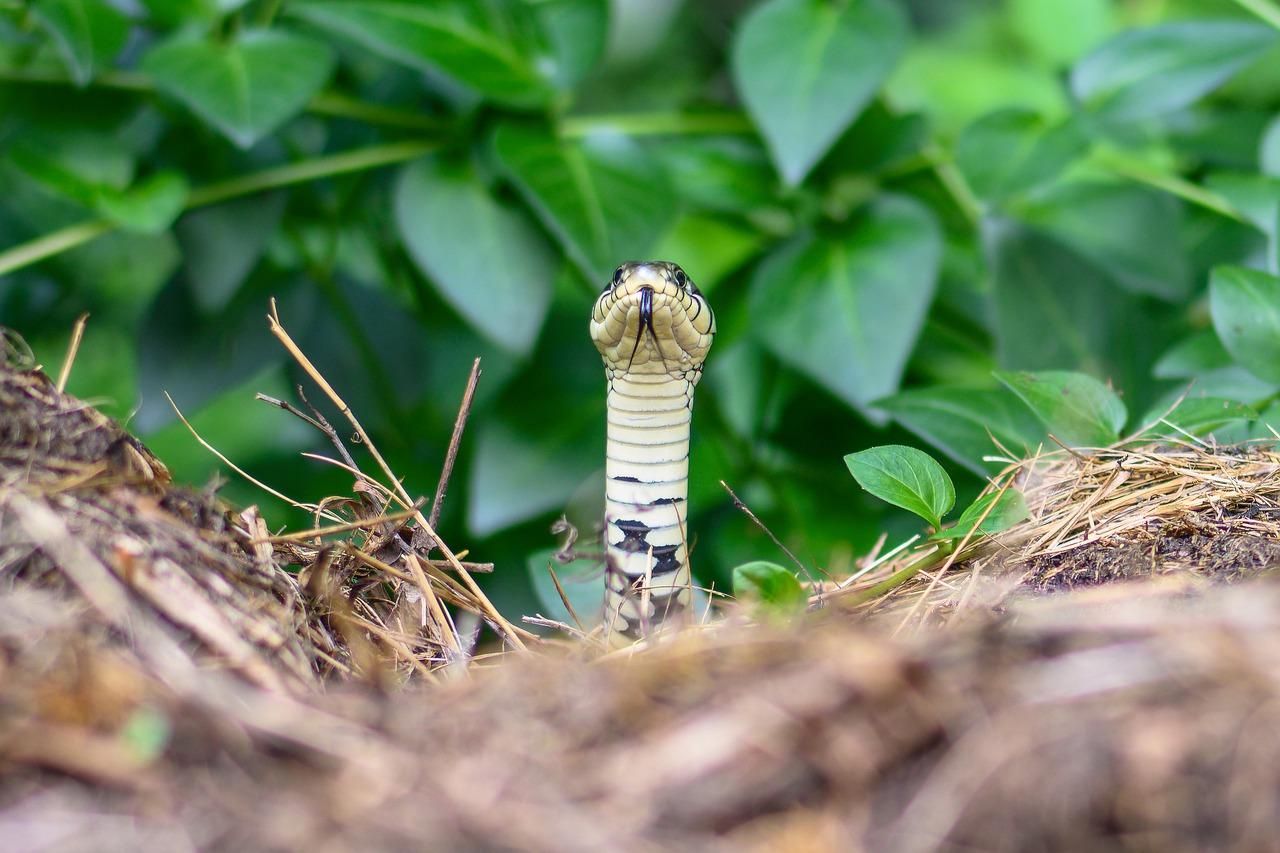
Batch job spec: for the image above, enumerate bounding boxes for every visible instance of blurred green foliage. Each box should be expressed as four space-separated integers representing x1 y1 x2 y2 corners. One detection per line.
3 0 1280 614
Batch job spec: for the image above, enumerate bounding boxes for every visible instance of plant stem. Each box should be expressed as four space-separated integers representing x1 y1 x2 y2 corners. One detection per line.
186 139 437 208
923 143 983 227
847 541 955 605
306 92 449 132
0 65 150 90
1232 0 1280 31
0 140 437 277
0 220 113 277
1096 149 1248 223
0 66 444 131
561 111 753 137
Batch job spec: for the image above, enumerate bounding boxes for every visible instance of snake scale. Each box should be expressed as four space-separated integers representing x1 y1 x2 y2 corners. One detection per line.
590 261 715 644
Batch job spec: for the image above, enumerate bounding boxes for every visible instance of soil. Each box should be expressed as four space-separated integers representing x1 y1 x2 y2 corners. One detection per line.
5 353 1280 852
1021 519 1280 591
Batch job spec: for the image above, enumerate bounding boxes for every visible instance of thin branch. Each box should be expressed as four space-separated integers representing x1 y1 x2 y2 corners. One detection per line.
430 357 481 529
252 507 419 544
266 301 534 649
164 392 343 523
56 312 89 392
259 383 360 473
299 453 394 500
720 479 817 582
547 562 586 632
406 554 464 662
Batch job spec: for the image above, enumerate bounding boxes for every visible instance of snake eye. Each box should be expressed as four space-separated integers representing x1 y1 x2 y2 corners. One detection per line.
603 266 624 294
673 268 687 288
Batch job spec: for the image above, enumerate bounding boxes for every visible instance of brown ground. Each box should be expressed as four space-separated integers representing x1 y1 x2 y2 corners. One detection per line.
5 349 1280 852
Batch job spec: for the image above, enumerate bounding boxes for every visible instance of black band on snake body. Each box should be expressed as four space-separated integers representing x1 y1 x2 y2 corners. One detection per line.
589 261 715 645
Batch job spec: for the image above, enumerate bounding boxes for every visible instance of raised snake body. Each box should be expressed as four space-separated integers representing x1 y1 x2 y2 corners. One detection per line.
590 261 715 644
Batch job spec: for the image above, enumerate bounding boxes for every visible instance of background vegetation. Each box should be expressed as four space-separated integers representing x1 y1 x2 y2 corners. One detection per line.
3 0 1280 614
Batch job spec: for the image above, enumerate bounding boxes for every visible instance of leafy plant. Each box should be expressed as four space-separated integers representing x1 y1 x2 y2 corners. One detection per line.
731 560 807 614
995 370 1127 446
845 444 1026 540
845 444 955 531
4 0 1280 610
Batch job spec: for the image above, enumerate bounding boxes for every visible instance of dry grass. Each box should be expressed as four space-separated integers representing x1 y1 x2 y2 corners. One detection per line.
823 443 1280 633
7 321 1280 850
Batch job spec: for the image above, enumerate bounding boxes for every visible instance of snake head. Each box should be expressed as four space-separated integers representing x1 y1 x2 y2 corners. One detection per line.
590 261 715 375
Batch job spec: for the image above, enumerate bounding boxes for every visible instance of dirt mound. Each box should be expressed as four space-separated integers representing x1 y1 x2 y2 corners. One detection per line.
5 353 1280 851
0 363 316 692
831 442 1280 633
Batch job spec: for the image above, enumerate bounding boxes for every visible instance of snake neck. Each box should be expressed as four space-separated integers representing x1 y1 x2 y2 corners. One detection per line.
603 371 695 644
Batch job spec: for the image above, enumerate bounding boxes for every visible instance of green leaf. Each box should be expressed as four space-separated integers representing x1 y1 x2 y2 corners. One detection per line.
818 101 928 178
32 0 130 86
731 561 806 613
176 192 287 313
844 444 955 530
1263 115 1280 177
1209 265 1280 384
467 418 600 536
7 140 186 231
1153 328 1235 378
534 0 607 90
886 39 1066 139
1137 396 1258 438
1245 400 1280 441
652 213 765 293
731 0 907 185
749 196 941 416
395 157 555 356
60 231 181 324
954 110 1085 202
142 30 334 148
290 1 555 107
1070 21 1277 122
29 326 137 420
935 488 1029 541
655 137 778 214
1016 182 1190 300
706 340 769 441
527 548 602 629
140 0 250 28
94 171 188 234
143 365 314 489
8 142 103 209
1168 108 1276 171
995 370 1128 447
985 219 1177 400
1008 0 1111 67
1204 173 1280 274
492 124 676 282
873 386 1046 475
1152 329 1278 402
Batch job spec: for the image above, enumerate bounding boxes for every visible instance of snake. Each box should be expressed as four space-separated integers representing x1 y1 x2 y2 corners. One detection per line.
590 261 715 644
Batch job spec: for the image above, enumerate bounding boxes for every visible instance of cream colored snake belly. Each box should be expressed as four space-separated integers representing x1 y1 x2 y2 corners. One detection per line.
590 261 715 644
